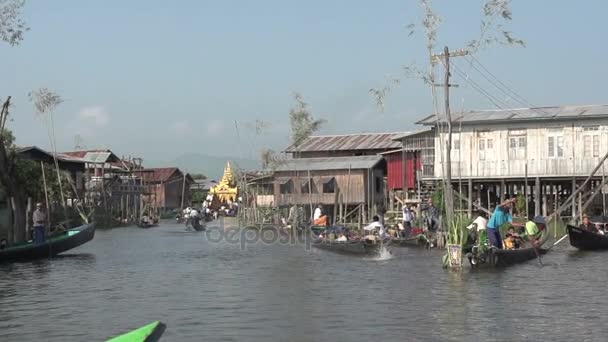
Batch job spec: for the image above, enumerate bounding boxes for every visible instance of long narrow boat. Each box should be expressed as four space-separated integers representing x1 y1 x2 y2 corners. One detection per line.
567 225 608 250
107 321 166 342
309 227 387 256
389 234 430 247
466 230 548 268
0 223 95 262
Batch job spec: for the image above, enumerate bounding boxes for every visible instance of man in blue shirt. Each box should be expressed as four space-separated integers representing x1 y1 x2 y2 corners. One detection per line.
486 198 516 249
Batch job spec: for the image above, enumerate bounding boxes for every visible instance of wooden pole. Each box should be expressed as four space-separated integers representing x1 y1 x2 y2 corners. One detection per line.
467 179 473 218
442 46 455 227
344 165 351 223
307 170 313 221
524 162 529 218
554 191 558 239
180 173 187 210
535 177 541 216
40 161 50 232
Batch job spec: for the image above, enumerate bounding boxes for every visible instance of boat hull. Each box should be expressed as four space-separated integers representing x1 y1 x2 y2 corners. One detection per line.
0 223 96 262
568 225 608 250
312 239 385 256
390 234 429 247
107 320 166 342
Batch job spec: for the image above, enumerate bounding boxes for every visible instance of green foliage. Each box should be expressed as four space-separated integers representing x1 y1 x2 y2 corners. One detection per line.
191 190 206 203
516 193 526 217
289 93 325 148
190 173 207 180
260 149 284 171
446 214 471 246
431 185 446 217
0 0 28 46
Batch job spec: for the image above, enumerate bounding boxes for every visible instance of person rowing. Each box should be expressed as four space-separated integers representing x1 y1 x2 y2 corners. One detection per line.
486 198 516 249
524 215 547 248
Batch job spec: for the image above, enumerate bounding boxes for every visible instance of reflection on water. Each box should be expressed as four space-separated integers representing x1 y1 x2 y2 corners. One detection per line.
0 222 607 341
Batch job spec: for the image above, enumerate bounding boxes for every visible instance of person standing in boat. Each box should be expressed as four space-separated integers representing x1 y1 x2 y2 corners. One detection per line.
402 204 416 238
579 214 599 233
32 202 47 244
486 198 515 249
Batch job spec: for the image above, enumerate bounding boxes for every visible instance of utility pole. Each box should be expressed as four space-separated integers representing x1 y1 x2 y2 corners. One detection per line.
432 46 468 226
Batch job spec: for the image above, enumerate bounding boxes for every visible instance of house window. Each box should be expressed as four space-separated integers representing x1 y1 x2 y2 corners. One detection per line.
584 134 600 158
453 137 460 150
548 136 564 158
479 139 486 161
301 179 314 193
478 137 493 161
583 126 599 132
508 130 526 160
279 180 293 194
322 178 336 193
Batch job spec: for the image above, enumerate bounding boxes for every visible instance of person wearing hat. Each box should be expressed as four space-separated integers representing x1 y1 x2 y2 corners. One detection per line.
32 202 47 244
524 214 546 247
579 214 599 233
486 198 516 249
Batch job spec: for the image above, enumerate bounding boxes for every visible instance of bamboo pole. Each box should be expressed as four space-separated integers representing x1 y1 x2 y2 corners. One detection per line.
180 173 187 210
41 161 50 233
307 170 313 222
344 165 351 223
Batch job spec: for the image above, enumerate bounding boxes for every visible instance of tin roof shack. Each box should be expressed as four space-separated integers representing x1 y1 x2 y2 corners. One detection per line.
417 104 608 218
144 168 194 213
17 146 87 189
271 155 386 224
285 132 405 158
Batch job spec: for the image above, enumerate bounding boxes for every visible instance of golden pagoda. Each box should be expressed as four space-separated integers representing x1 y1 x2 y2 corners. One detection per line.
210 161 238 203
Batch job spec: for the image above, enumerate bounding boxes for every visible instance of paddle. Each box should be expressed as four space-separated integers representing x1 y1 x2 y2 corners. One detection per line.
546 234 568 251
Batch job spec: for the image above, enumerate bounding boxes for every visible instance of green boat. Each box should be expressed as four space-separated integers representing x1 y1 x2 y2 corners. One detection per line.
107 321 166 342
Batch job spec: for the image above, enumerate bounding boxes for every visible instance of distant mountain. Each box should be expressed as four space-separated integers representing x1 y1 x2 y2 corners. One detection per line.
146 154 259 180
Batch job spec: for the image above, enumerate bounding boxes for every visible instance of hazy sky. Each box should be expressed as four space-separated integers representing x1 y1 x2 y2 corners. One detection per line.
2 0 606 164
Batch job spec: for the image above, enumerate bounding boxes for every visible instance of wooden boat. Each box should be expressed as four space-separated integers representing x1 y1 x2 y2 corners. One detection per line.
137 222 157 229
567 225 608 250
466 230 548 268
107 321 166 342
0 223 95 262
309 227 386 256
389 234 430 247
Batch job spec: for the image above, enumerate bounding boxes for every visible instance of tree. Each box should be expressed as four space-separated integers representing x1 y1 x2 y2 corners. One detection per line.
289 92 325 148
0 0 29 242
190 173 207 180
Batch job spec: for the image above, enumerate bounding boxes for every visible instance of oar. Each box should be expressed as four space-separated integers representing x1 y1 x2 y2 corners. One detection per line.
546 234 568 251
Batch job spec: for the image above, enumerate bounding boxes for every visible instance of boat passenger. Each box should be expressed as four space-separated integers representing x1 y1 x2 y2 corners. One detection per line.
32 202 47 244
422 199 439 232
313 205 322 221
579 214 599 234
487 198 516 249
337 233 347 242
503 227 521 250
402 204 416 238
0 238 6 250
363 215 385 237
466 211 488 245
525 215 546 247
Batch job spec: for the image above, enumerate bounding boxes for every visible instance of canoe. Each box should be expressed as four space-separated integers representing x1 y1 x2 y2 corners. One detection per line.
312 238 386 256
107 321 166 342
568 225 608 250
137 222 157 229
389 234 429 247
466 230 549 268
0 223 95 262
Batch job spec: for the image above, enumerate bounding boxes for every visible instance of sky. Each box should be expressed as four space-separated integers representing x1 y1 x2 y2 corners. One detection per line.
2 0 607 166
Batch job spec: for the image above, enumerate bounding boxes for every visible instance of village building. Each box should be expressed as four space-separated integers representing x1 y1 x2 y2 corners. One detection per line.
249 132 406 224
143 167 193 213
396 105 608 218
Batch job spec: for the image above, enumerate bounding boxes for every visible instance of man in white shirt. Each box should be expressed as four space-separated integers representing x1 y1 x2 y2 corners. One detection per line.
466 211 488 245
402 204 416 238
313 205 322 221
336 233 348 242
364 215 385 237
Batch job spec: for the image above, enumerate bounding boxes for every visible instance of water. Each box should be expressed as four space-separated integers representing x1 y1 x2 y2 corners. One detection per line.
0 220 607 341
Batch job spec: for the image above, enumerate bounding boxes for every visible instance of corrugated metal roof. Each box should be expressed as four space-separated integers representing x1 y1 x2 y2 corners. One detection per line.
273 155 383 172
390 128 433 141
285 132 406 152
417 105 608 125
